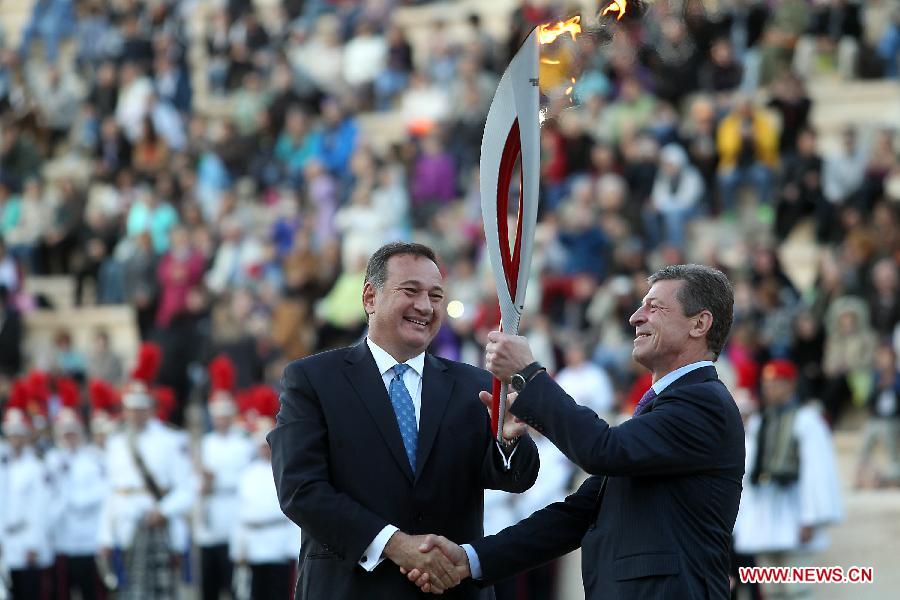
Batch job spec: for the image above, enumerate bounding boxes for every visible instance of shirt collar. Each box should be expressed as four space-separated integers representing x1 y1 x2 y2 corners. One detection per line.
366 337 425 378
651 360 714 395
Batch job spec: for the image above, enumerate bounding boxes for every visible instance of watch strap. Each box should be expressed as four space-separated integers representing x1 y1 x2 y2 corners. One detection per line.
518 361 545 383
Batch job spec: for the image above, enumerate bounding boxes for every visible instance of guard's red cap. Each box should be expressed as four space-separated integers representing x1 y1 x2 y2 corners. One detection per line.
762 359 798 381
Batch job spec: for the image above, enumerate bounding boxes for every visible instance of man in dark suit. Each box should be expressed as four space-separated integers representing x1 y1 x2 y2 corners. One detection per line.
407 264 745 599
268 242 539 599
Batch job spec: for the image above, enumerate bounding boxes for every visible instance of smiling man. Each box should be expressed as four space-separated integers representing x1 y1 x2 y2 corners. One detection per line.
268 242 539 600
407 264 745 599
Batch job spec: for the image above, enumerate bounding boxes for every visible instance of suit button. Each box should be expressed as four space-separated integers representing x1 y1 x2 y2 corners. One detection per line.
513 473 520 482
416 514 424 522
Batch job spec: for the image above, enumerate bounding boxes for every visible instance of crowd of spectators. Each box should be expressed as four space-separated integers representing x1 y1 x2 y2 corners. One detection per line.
0 0 898 473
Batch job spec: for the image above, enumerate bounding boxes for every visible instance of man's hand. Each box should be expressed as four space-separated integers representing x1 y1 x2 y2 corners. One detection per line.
384 531 461 592
479 390 527 441
401 535 471 594
485 331 535 383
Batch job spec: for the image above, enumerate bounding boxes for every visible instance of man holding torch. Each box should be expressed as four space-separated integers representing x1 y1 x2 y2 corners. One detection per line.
407 265 745 599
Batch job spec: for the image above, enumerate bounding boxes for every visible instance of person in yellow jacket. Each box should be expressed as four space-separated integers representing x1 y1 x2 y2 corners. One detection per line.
716 97 780 215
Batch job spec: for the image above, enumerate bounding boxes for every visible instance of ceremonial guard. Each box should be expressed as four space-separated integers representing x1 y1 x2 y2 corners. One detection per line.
734 360 843 599
231 392 300 600
45 401 107 600
97 379 194 599
0 408 53 600
195 356 254 600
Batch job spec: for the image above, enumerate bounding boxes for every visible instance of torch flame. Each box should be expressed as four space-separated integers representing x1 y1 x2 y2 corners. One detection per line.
601 0 628 21
537 16 582 45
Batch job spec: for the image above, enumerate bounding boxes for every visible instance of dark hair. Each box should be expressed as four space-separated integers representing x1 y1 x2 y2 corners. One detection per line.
648 264 734 358
365 242 439 290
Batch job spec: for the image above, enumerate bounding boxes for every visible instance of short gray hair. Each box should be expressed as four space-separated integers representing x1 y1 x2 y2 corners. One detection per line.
648 264 734 358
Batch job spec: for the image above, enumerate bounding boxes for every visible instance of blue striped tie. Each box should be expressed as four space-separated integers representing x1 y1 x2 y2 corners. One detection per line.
389 364 418 471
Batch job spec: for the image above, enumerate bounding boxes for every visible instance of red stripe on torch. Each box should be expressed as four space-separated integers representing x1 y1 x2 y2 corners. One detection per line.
492 119 525 438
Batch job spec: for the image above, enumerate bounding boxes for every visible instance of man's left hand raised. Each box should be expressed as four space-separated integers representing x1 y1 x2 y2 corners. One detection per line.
479 390 527 440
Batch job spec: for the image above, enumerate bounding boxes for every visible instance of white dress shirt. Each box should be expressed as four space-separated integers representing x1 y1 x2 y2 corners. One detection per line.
359 337 425 572
359 338 517 572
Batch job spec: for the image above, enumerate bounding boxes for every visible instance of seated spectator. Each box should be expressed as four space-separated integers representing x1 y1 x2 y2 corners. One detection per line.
820 126 870 241
775 127 822 240
28 64 83 147
126 186 178 254
39 178 83 275
716 95 779 214
4 178 50 273
794 0 863 80
205 218 265 296
856 341 900 487
767 72 812 156
156 227 206 330
699 37 744 95
274 107 320 185
315 97 358 180
823 296 877 424
50 329 87 380
604 76 657 144
374 25 414 110
410 131 456 226
646 143 705 250
342 20 387 108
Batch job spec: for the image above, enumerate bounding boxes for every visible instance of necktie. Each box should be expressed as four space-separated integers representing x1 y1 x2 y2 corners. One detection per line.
633 387 657 417
389 364 417 471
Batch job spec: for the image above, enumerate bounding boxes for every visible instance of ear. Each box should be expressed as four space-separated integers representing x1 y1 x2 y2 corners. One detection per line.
362 282 377 318
689 310 713 340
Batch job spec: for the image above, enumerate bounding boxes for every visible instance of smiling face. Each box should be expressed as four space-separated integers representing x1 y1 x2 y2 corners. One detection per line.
363 254 445 362
629 279 712 380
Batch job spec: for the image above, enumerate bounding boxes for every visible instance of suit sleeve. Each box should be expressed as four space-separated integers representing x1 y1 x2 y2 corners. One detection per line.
511 373 726 477
268 361 388 561
480 411 540 493
472 475 602 584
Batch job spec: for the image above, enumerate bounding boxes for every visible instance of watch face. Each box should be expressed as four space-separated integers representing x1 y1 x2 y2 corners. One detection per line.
511 374 526 392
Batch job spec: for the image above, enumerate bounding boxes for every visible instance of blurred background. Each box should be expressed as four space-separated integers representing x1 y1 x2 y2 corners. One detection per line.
0 0 898 598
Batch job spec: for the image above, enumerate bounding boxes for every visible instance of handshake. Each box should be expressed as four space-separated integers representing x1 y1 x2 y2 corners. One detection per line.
385 532 471 594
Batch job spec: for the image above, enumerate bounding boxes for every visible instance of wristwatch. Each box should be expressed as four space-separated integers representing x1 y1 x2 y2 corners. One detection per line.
510 361 546 393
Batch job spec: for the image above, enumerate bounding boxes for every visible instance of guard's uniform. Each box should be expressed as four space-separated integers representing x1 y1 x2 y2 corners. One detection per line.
45 443 106 600
1 445 53 599
195 426 254 600
98 418 194 597
231 457 301 600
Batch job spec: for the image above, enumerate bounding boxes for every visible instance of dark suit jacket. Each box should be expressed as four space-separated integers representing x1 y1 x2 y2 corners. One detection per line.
472 366 744 599
268 342 540 600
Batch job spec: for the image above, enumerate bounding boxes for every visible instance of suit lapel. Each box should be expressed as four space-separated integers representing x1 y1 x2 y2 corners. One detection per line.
415 353 453 483
641 365 719 415
342 343 414 482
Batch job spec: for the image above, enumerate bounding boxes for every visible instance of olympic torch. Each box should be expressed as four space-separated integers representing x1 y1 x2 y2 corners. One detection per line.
480 29 541 442
480 4 629 440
